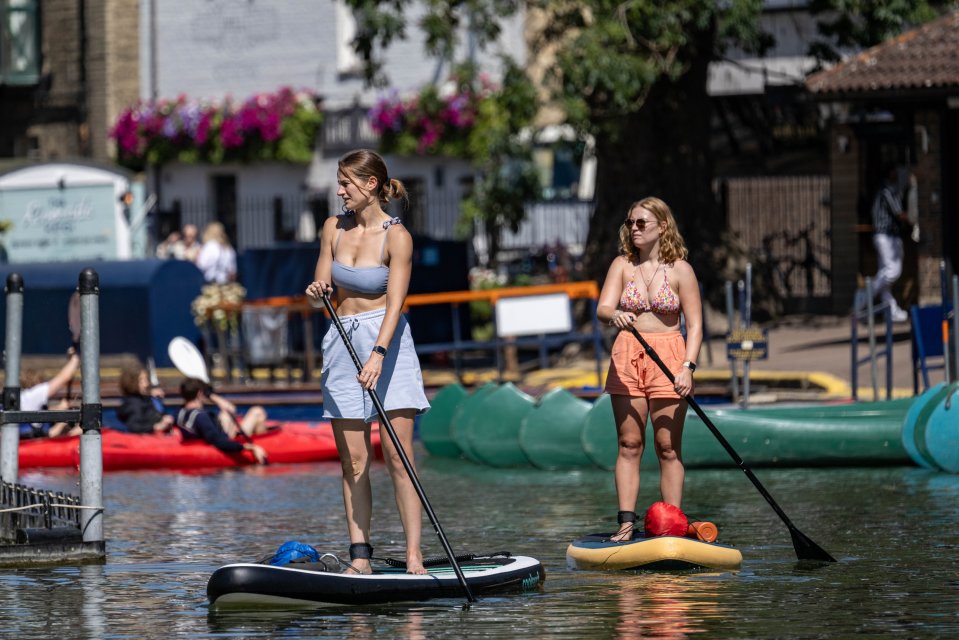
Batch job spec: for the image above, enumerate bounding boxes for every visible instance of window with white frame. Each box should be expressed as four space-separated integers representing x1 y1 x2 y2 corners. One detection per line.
335 1 362 78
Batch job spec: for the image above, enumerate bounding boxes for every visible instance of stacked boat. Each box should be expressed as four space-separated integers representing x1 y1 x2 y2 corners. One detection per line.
419 382 916 469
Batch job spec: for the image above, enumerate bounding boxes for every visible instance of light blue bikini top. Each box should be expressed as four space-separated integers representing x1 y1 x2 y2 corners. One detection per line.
330 216 401 295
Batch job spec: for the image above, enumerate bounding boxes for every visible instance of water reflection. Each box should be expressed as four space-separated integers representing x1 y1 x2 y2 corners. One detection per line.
612 574 727 639
207 606 431 639
5 464 959 638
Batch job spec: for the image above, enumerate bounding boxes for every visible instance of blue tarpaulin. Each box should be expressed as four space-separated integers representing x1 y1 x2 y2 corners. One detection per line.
0 259 205 367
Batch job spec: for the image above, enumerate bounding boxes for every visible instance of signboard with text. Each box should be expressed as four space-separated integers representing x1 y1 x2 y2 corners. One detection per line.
0 184 120 263
726 327 769 361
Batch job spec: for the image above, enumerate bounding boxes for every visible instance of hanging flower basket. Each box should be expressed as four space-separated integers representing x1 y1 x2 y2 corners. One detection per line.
368 71 499 158
110 87 323 170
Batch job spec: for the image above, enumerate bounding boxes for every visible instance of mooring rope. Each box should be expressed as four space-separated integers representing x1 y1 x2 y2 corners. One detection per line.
0 503 102 514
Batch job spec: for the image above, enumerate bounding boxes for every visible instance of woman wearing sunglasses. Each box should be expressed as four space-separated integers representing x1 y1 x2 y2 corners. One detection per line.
596 196 703 542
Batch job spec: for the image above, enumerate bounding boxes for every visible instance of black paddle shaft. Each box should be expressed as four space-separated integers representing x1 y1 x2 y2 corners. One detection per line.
628 327 836 563
321 294 477 603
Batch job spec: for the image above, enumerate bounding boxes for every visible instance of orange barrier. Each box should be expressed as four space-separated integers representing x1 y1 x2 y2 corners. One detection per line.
404 281 600 308
196 281 603 384
225 280 601 312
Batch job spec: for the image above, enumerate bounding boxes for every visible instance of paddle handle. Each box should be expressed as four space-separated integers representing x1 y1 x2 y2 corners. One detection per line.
628 327 835 563
320 293 476 603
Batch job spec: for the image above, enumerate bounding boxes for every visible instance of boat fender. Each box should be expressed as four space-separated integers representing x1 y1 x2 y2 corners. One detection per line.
645 501 688 537
268 540 320 566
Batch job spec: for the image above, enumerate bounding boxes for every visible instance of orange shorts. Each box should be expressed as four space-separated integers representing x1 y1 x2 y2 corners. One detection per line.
605 330 686 399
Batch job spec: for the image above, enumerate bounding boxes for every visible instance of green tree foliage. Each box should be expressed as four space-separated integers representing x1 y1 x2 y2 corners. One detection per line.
344 0 953 285
807 1 952 61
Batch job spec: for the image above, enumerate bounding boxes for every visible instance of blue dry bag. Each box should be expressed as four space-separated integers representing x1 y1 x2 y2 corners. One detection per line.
269 540 320 566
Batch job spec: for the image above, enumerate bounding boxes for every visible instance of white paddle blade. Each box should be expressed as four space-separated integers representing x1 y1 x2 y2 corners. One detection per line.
168 337 210 384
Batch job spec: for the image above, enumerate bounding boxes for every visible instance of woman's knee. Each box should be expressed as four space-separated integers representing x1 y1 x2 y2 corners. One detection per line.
384 445 415 473
339 451 370 480
656 442 681 463
618 437 644 460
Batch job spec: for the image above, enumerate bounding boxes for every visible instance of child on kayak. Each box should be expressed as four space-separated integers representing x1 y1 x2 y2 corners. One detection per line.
116 358 175 434
176 378 268 465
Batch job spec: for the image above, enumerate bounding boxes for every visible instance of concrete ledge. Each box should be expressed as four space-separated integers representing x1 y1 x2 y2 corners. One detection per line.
0 540 105 568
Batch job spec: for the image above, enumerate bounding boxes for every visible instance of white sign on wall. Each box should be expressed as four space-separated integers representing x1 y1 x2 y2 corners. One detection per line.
0 163 145 264
495 293 572 338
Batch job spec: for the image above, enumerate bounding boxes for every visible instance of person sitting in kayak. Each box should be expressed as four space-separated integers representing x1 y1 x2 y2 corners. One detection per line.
176 378 268 465
19 345 81 439
116 358 175 434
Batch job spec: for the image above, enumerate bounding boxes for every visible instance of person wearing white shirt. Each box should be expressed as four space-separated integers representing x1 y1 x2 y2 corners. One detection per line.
19 347 80 438
196 222 237 284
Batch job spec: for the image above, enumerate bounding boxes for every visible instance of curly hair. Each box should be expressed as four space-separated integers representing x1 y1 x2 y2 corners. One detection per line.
618 196 688 264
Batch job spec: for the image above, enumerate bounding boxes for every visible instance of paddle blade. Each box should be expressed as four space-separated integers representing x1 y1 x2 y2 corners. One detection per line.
146 356 160 388
168 337 210 384
68 292 81 343
789 525 836 563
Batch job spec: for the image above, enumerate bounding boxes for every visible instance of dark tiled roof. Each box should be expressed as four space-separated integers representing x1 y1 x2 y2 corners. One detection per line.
806 10 959 96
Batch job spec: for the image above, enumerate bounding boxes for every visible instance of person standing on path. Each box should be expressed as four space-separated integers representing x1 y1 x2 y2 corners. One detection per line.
596 196 703 542
869 164 910 323
305 149 431 575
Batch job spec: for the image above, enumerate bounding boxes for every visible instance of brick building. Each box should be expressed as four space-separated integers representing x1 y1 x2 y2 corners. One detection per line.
0 0 139 164
806 11 959 309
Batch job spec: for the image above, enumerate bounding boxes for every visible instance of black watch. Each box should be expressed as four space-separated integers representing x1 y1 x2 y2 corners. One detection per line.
372 345 387 357
682 361 697 372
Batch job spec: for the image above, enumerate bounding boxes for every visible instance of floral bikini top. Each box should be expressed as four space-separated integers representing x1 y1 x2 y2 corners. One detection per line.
620 263 680 315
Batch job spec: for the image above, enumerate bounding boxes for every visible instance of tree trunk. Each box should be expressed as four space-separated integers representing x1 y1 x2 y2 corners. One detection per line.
583 23 720 286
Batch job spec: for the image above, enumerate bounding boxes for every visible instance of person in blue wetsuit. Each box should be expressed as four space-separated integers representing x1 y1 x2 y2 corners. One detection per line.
305 148 430 575
176 378 268 465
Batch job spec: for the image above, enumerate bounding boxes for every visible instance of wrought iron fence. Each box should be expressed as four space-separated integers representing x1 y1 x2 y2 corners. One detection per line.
165 191 594 259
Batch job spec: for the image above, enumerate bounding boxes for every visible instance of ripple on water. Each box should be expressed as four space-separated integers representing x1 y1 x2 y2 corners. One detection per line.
2 463 959 638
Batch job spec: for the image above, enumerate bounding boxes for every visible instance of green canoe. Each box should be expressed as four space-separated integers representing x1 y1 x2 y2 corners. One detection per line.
519 388 593 469
448 382 499 463
419 383 469 457
582 394 914 470
463 383 535 467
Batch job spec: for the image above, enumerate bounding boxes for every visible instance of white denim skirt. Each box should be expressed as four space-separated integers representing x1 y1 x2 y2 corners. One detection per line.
321 308 430 422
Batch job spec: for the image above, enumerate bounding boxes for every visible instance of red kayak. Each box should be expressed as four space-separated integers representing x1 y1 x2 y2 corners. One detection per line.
18 422 383 471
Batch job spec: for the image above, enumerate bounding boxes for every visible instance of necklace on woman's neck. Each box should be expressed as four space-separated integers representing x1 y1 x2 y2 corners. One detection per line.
639 259 660 287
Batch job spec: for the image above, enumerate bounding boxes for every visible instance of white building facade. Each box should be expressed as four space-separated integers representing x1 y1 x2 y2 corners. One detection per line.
136 0 527 250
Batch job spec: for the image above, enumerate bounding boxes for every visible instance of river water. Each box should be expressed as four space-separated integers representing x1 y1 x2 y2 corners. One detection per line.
2 450 958 639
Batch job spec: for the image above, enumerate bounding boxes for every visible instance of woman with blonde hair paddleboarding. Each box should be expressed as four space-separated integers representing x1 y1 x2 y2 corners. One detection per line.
596 196 703 542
